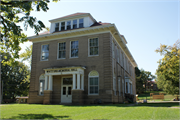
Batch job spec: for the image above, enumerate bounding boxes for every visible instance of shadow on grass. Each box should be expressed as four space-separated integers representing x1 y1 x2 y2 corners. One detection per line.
59 102 179 108
7 114 69 119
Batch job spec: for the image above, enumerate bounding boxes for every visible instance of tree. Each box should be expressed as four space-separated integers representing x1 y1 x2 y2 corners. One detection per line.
155 40 180 96
20 45 32 64
135 67 144 94
1 52 30 101
135 67 155 94
0 0 58 65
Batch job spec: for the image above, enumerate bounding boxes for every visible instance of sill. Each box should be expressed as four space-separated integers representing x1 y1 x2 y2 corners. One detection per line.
88 55 99 57
57 58 66 60
88 94 99 96
69 57 78 59
40 60 48 62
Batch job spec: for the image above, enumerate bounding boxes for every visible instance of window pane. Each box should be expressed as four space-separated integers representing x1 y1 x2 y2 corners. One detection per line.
94 78 98 85
67 21 71 30
95 86 98 93
90 78 93 85
63 87 66 95
73 20 77 29
61 22 65 30
63 78 72 85
90 86 94 93
90 47 93 55
41 52 49 60
68 87 71 95
94 47 98 55
79 19 83 28
55 23 59 32
75 49 78 57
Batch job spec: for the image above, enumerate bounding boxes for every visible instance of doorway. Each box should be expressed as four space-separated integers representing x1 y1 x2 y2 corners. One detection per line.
61 77 72 103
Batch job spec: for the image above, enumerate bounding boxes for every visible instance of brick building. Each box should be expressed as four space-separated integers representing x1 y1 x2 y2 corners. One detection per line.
27 13 137 104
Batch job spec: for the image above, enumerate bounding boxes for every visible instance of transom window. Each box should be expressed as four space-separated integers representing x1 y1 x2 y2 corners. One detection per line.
73 20 77 29
79 18 83 28
41 44 49 61
71 41 78 58
89 38 98 56
58 42 66 59
61 22 65 31
89 70 99 95
67 21 71 30
55 23 59 32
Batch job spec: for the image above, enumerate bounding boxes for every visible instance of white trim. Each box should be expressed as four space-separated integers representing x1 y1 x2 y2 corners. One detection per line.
70 40 79 59
57 42 66 60
61 76 73 103
40 44 49 61
88 70 99 95
88 37 99 57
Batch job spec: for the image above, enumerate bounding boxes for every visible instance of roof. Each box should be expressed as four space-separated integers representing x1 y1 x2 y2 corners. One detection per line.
56 12 88 19
49 12 92 22
37 22 111 35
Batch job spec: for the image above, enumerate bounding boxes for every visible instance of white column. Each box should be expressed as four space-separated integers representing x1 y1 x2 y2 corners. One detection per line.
45 75 48 90
48 75 53 90
73 74 76 90
81 74 84 90
77 73 80 89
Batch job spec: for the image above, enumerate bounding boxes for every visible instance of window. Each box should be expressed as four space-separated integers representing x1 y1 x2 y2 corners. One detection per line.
89 38 98 56
41 44 49 61
126 82 128 93
58 42 66 59
113 75 116 95
73 19 77 29
61 22 65 31
79 18 83 28
67 21 71 30
88 70 99 95
112 42 115 58
55 23 59 32
117 48 120 63
71 41 78 58
118 78 121 96
39 74 45 95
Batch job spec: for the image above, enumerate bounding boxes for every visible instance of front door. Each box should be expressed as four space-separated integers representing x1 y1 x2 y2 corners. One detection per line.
61 77 72 103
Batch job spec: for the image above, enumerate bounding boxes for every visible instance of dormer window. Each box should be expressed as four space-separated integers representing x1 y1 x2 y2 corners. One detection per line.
61 22 65 31
55 23 59 32
79 19 83 28
73 20 77 29
67 21 71 30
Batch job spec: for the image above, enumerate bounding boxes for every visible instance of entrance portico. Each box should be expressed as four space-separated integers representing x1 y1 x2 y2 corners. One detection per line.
43 66 85 104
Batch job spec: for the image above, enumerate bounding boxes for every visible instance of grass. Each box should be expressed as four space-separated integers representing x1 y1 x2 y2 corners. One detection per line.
137 91 178 101
0 103 180 119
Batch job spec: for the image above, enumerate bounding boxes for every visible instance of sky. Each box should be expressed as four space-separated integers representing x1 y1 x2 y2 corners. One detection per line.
20 0 180 76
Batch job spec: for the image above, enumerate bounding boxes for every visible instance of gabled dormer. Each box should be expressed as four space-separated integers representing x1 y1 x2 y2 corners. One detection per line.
49 13 96 33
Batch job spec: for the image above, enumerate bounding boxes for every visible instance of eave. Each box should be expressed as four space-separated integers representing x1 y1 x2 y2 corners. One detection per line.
28 24 137 67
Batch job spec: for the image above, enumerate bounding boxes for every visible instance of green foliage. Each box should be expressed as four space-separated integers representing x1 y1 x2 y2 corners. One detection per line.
1 52 30 99
0 0 59 65
155 40 180 95
20 45 32 64
135 67 155 94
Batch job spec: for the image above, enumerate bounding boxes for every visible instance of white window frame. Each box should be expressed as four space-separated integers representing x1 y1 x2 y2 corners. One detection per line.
60 21 65 31
55 22 59 32
73 19 78 29
113 75 116 96
118 77 121 96
88 37 99 57
79 18 84 28
40 44 49 61
70 40 79 58
39 74 45 95
57 42 66 60
88 71 99 95
66 20 71 30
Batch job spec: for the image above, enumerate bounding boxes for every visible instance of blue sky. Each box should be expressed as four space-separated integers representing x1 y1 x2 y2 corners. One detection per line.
20 0 180 76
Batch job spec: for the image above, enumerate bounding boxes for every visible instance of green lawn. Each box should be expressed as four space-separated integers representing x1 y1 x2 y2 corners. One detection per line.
1 103 179 119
